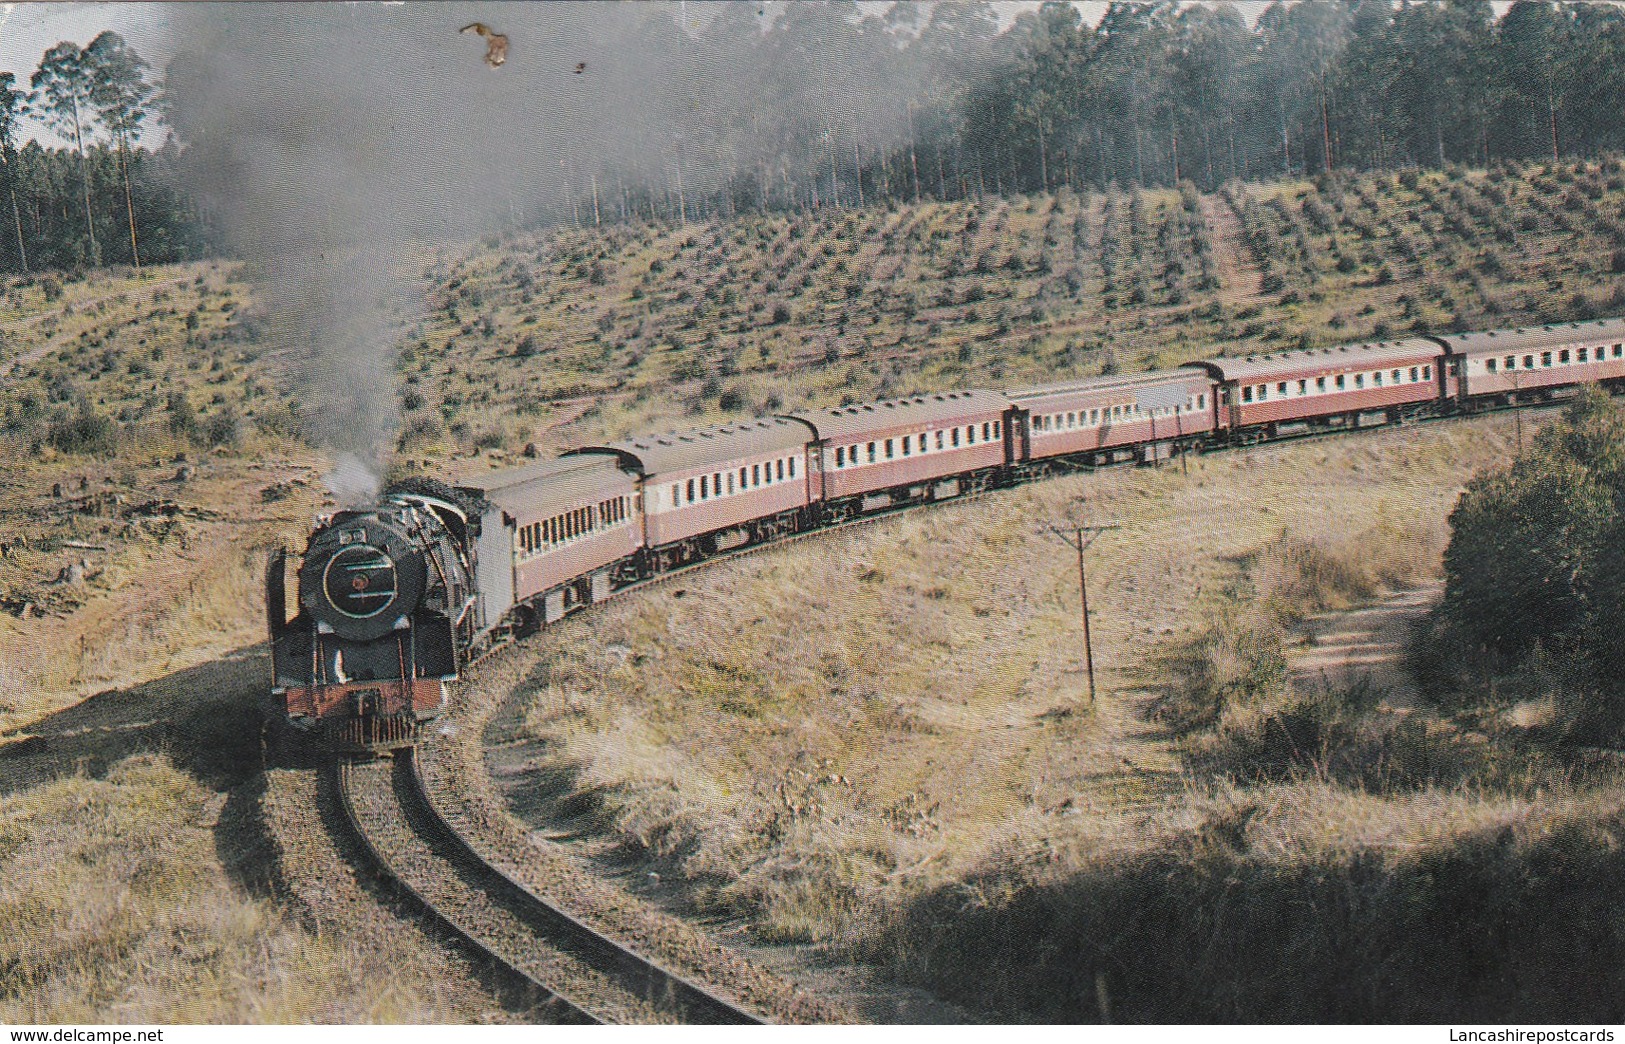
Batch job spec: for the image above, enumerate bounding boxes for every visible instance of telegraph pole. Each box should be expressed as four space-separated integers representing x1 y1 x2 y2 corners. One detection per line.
1043 521 1120 706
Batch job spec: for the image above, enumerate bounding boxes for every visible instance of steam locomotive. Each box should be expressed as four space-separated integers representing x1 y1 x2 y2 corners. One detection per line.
266 480 491 751
265 317 1625 755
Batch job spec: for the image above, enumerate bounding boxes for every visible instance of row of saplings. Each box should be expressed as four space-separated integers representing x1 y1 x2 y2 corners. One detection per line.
1421 385 1625 744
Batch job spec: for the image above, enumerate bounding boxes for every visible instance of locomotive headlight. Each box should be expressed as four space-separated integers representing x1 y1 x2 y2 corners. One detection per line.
322 545 399 619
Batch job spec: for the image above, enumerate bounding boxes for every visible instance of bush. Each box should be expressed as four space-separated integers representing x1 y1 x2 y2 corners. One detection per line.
203 405 240 449
166 391 198 438
49 398 117 456
1434 389 1625 741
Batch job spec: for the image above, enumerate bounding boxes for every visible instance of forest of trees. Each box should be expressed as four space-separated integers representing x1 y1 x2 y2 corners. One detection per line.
951 0 1625 197
0 32 203 275
524 0 1625 225
7 3 1625 272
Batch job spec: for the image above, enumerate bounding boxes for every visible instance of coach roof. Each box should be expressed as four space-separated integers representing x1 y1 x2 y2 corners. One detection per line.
1008 369 1208 404
1190 338 1445 383
574 416 816 477
1441 318 1625 357
791 389 1011 442
458 452 632 515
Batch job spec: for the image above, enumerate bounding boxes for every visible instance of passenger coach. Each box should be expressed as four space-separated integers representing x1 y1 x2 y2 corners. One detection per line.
1440 319 1625 404
1190 338 1447 439
578 417 816 568
793 390 1012 518
1010 370 1215 466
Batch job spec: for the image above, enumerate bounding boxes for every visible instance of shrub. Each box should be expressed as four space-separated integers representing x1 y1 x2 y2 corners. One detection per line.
166 391 198 439
49 398 117 456
203 405 240 449
1435 389 1625 737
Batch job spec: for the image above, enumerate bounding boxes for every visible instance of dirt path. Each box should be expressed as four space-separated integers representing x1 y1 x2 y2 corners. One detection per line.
1199 192 1265 306
1289 581 1442 708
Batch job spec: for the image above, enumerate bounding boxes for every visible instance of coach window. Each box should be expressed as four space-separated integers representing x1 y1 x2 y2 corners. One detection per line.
1373 371 1383 387
670 484 679 509
1542 352 1552 367
699 475 709 500
1523 355 1534 369
1579 347 1588 363
727 473 735 495
993 421 1001 438
715 473 723 495
885 438 895 459
1502 357 1513 371
919 433 928 452
936 430 945 450
1393 370 1402 383
777 459 786 481
1615 344 1623 358
685 478 695 504
966 426 976 444
1242 386 1254 403
1561 349 1571 364
1335 374 1346 390
835 446 846 468
1316 376 1327 392
1486 358 1497 373
1277 382 1288 397
981 422 991 440
789 457 797 478
867 442 877 462
902 434 911 456
951 428 960 447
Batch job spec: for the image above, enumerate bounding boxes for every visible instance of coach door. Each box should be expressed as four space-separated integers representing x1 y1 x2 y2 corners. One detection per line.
1007 409 1029 465
1218 383 1241 430
805 443 826 504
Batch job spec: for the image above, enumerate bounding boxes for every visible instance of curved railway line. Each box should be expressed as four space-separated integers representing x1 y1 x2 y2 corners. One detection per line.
327 747 766 1025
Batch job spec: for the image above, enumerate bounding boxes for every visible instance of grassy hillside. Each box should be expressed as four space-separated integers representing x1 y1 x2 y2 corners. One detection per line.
494 409 1625 1021
408 155 1625 468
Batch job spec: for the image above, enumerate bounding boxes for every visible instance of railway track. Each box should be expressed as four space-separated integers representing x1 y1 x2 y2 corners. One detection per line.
328 748 765 1025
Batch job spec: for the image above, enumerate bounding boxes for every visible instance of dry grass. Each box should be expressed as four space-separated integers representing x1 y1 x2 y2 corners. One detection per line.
498 410 1554 994
0 748 477 1023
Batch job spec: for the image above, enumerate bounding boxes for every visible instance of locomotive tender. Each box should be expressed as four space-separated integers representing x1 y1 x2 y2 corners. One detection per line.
266 317 1625 750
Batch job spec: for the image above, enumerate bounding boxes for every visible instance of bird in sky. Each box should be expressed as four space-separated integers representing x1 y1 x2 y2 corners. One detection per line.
460 22 508 68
